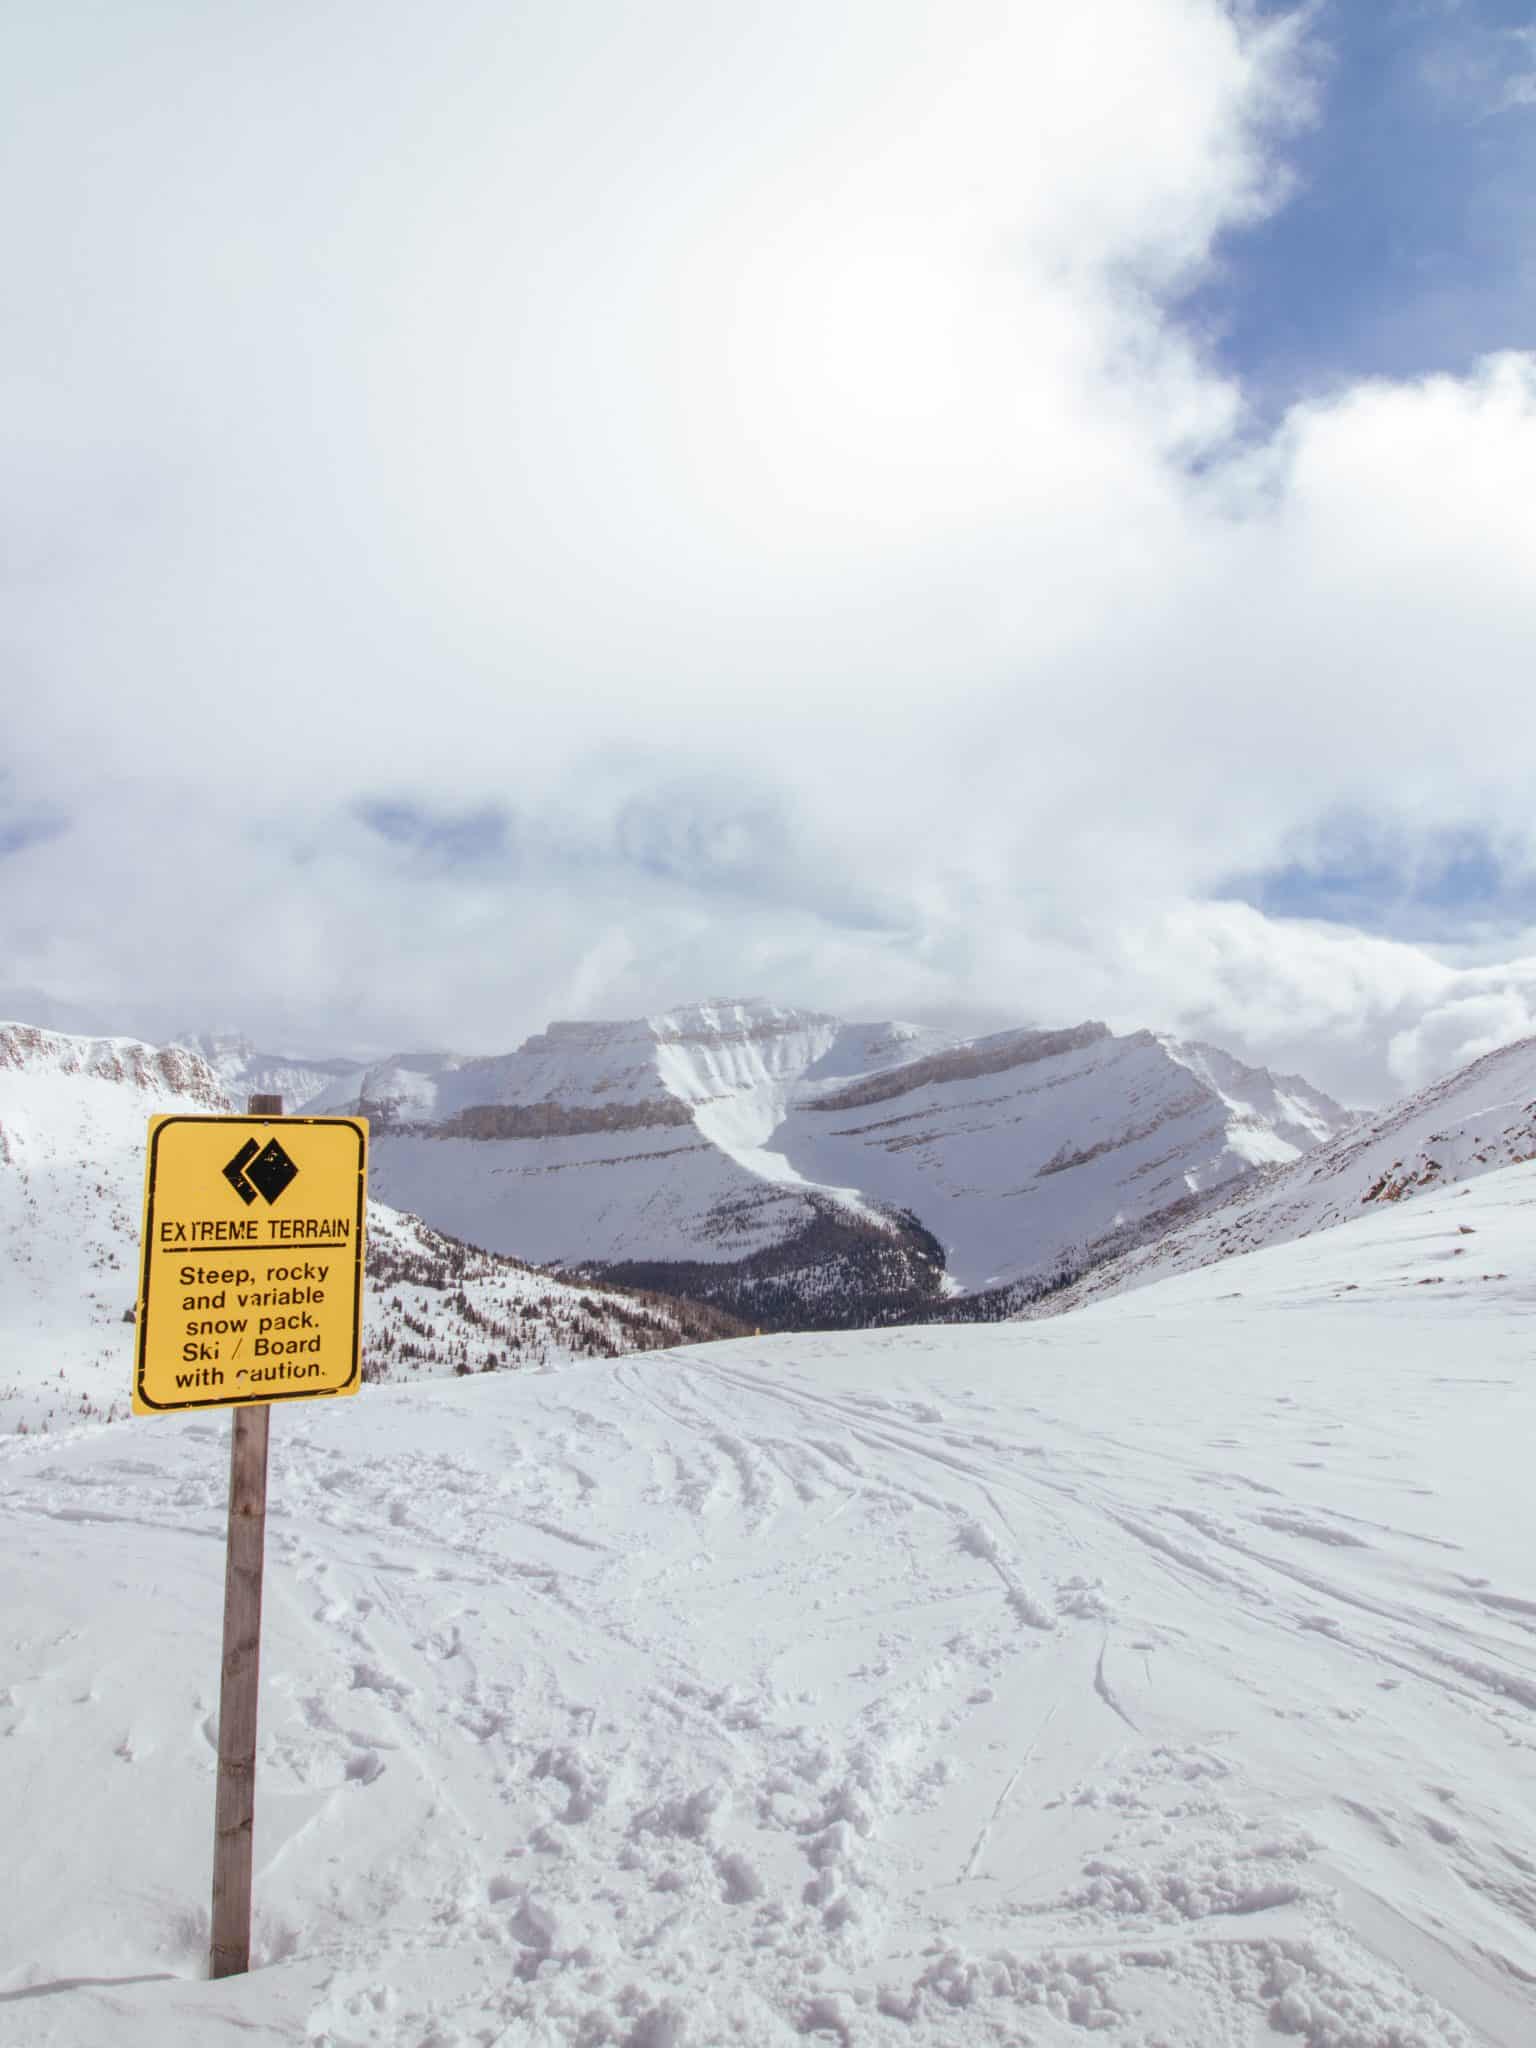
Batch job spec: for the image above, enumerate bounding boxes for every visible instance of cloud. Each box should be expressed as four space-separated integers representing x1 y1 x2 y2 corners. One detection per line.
354 799 512 868
3 1 1536 1102
0 796 66 861
1388 985 1536 1094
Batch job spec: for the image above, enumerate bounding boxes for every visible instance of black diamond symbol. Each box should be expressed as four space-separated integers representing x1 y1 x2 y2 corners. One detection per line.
247 1139 298 1203
223 1136 299 1206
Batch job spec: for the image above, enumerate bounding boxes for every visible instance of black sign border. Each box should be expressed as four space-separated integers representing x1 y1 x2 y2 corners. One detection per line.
135 1115 368 1413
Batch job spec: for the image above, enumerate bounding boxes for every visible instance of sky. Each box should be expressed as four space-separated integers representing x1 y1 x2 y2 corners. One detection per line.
4 0 1536 1105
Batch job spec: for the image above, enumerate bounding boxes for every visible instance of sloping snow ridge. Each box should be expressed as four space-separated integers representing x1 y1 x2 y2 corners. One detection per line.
173 1032 368 1114
1158 1035 1353 1163
0 1023 229 1428
770 1021 1351 1293
1045 1027 1536 1314
0 1022 740 1433
3 1160 1533 2043
336 999 1352 1308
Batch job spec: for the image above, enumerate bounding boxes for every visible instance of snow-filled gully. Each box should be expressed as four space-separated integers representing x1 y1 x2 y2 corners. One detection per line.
3 1188 1536 2045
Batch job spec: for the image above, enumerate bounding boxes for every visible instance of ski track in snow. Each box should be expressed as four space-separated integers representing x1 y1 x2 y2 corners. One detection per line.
4 1172 1536 2043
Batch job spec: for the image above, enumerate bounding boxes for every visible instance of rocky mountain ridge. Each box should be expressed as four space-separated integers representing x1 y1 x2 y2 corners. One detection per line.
293 998 1353 1325
1029 1026 1536 1317
2 1021 228 1110
12 1001 1527 1347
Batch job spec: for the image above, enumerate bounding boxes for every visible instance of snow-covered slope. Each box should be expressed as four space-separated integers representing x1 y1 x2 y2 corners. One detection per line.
771 1021 1351 1291
311 1002 858 1131
361 1205 742 1393
0 1022 740 1433
0 1023 228 1427
173 1031 367 1113
3 1163 1533 2044
1044 1027 1536 1313
330 1000 1349 1310
1159 1035 1354 1160
319 1003 857 1264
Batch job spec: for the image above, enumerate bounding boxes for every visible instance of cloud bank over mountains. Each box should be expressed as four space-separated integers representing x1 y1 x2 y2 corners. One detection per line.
5 1 1536 1101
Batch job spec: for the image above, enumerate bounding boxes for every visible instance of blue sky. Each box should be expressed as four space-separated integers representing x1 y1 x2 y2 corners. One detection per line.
1195 1 1536 416
1189 1 1536 935
1220 819 1534 942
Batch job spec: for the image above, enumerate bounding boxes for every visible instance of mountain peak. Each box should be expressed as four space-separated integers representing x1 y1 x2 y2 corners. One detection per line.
1 1021 228 1109
331 1002 1353 1311
1043 1027 1536 1314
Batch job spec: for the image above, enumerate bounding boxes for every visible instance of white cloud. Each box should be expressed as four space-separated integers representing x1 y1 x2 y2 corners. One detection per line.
1387 985 1536 1094
3 1 1536 1102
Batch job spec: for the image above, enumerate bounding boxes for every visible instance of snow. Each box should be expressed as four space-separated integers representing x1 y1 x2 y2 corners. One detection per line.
1052 1025 1536 1314
359 1003 903 1267
771 1025 1349 1291
798 1021 964 1088
0 1023 737 1433
349 1002 1352 1290
308 1052 464 1119
0 1024 228 1429
3 1163 1534 2043
172 1033 368 1116
367 1124 818 1269
655 1008 883 1226
1158 1037 1348 1158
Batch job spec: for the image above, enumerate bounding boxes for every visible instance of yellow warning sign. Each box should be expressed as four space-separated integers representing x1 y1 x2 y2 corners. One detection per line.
134 1116 368 1414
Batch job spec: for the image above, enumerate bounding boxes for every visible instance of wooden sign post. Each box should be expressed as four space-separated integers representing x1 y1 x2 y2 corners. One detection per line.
132 1093 367 1980
210 1091 281 1980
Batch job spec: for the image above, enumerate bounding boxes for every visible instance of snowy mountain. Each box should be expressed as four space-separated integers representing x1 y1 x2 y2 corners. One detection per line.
0 1022 742 1433
172 1031 367 1113
1040 1026 1536 1314
770 1022 1351 1293
315 999 1351 1325
4 1159 1533 2043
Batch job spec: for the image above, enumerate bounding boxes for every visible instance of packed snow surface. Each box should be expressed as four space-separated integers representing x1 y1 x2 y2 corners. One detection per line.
3 1165 1534 2044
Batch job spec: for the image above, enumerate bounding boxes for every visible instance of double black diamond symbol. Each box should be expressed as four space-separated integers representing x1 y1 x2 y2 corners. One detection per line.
223 1136 299 1206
